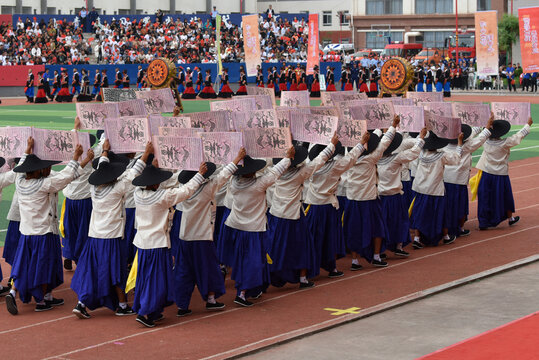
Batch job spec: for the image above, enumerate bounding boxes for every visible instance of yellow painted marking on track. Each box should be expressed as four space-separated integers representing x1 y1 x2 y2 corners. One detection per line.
323 307 361 316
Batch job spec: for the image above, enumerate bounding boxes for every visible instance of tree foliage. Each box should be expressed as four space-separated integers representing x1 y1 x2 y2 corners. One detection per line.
498 14 519 63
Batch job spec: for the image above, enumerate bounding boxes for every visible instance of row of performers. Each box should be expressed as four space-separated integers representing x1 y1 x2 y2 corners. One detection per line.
414 66 453 97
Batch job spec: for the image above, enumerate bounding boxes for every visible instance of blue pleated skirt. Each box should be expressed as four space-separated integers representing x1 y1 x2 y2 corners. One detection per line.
224 226 270 293
216 207 233 266
177 84 185 94
416 82 424 92
305 204 346 272
337 195 348 224
477 172 515 228
266 212 319 286
173 240 225 309
402 180 414 208
436 82 443 92
25 87 34 97
343 199 388 262
132 247 175 317
123 207 137 265
213 206 227 249
444 183 469 236
3 220 21 265
70 237 124 311
62 198 92 262
410 193 446 246
426 83 433 92
380 194 411 251
169 209 182 260
11 233 63 303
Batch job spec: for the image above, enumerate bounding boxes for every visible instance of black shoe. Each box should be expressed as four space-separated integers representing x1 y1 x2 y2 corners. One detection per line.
35 303 53 312
234 296 253 307
299 281 315 289
73 303 91 319
5 293 18 315
177 308 193 317
45 297 64 307
350 263 363 271
0 286 10 297
372 259 388 267
63 259 73 271
479 226 489 230
443 235 456 245
206 302 226 310
150 313 164 322
394 249 410 257
136 315 155 328
412 240 424 249
459 229 471 237
328 270 344 278
380 253 387 260
249 291 263 300
509 216 520 226
116 306 136 316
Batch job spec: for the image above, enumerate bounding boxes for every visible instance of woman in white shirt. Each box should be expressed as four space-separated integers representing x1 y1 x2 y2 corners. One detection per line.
476 117 533 229
410 132 463 248
222 149 294 307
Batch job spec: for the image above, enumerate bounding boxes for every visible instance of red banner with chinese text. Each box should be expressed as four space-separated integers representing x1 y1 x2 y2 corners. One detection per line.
306 14 319 75
519 7 539 73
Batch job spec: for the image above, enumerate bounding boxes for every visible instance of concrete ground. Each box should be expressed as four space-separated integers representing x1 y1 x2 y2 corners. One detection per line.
242 261 539 360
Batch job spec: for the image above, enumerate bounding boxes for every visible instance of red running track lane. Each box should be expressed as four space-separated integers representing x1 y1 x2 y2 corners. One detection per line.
0 158 538 360
419 311 539 360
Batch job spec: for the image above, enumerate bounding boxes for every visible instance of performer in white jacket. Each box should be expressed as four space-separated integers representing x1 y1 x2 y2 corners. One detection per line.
0 157 17 296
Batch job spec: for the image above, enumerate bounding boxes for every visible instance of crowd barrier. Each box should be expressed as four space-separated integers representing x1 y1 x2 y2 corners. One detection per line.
33 62 342 86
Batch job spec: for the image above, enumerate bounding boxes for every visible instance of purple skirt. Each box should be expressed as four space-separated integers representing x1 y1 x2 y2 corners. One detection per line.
477 172 515 228
402 180 414 208
343 199 388 262
132 247 175 317
169 209 182 259
11 233 63 303
444 183 469 236
62 198 92 262
305 204 346 272
213 206 227 249
70 237 124 311
337 196 348 223
380 194 411 251
173 240 225 309
266 212 319 286
123 208 137 265
410 193 446 246
223 226 270 293
2 220 21 265
216 208 233 266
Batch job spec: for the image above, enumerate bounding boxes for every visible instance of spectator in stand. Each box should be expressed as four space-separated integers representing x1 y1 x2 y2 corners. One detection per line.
156 9 164 24
266 5 275 19
211 7 218 28
88 8 99 32
79 7 88 32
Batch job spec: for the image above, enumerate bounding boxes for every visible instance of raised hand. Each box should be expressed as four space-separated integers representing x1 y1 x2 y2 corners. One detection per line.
528 117 533 126
234 147 246 165
199 162 208 176
419 127 427 139
73 144 84 160
331 131 339 145
74 116 81 130
286 146 295 159
360 132 370 148
392 115 400 128
102 138 111 152
141 141 154 163
458 132 464 146
25 136 34 154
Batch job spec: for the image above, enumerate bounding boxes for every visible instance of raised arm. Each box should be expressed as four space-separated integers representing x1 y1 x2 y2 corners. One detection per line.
442 132 463 166
395 128 426 164
333 131 369 174
257 146 294 191
43 144 84 193
300 133 337 180
504 117 532 149
164 162 207 207
116 141 151 193
212 147 245 191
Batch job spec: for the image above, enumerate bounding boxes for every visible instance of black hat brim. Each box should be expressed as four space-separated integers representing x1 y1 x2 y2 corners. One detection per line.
13 154 61 173
0 157 5 168
273 146 308 167
362 134 381 156
448 124 472 144
423 132 450 151
234 156 266 176
88 162 127 185
383 132 403 156
89 134 97 147
309 142 343 161
178 162 216 184
92 152 130 169
489 120 511 139
132 165 173 186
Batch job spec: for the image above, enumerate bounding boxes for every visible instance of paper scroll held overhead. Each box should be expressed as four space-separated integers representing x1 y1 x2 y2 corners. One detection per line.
158 127 203 137
336 119 368 148
76 102 120 129
377 97 414 106
290 113 338 145
394 105 426 132
32 128 77 162
308 106 340 117
188 111 232 132
322 91 368 106
280 91 310 108
420 102 453 117
451 103 491 127
350 102 395 130
242 127 292 158
117 99 148 117
238 95 274 110
152 136 204 171
490 102 531 125
425 113 462 139
0 127 33 158
233 109 278 130
406 92 443 105
246 86 276 107
160 116 191 128
210 98 257 113
105 117 150 153
76 132 92 155
199 132 244 164
135 88 176 113
101 88 148 103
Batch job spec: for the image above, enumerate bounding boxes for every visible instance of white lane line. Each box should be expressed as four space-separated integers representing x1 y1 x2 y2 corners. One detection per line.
41 223 539 360
472 145 539 158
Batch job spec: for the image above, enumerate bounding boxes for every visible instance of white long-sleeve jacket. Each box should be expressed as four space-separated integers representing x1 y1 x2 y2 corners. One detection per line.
378 138 424 196
412 147 463 196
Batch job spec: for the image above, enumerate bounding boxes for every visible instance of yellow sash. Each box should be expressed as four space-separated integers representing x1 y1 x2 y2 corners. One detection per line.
408 196 416 217
469 170 483 201
125 251 138 294
59 198 66 238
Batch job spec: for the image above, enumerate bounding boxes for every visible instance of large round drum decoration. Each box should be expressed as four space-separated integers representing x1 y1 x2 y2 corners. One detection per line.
380 57 414 95
146 58 176 88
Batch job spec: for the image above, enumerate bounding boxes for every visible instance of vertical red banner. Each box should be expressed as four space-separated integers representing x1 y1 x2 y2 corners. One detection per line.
519 7 539 73
306 14 319 75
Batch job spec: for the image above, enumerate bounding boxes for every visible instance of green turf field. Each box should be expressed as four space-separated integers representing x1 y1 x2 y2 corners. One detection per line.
0 101 538 245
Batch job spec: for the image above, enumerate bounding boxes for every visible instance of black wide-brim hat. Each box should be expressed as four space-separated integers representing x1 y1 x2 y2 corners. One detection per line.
489 120 511 139
0 157 5 168
234 156 267 176
13 154 61 173
423 131 450 151
88 161 128 185
132 165 173 186
92 151 130 169
309 142 344 161
448 124 471 144
383 132 403 156
178 162 216 184
361 133 381 156
96 130 104 140
409 132 419 138
89 133 97 147
273 146 308 167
